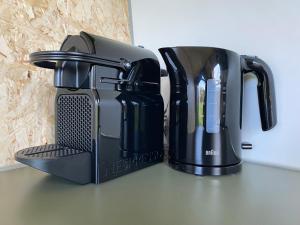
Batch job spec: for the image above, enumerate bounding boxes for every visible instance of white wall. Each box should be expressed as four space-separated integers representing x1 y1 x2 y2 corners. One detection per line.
130 0 300 170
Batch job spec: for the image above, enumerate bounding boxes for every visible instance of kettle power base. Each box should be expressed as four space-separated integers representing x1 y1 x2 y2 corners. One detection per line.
169 159 242 176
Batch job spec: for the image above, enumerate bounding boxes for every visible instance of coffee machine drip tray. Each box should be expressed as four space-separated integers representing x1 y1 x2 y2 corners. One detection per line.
15 144 91 184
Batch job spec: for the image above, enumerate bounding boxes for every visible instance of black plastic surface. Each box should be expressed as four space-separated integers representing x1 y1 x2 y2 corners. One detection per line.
241 55 277 131
15 32 164 184
56 94 93 152
30 51 125 70
160 47 277 175
15 144 91 184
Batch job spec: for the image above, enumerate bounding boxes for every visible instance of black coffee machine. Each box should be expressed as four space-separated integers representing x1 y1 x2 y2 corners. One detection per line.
15 32 164 184
159 47 277 175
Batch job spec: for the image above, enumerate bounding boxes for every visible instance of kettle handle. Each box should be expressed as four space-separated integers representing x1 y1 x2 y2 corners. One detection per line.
241 55 277 131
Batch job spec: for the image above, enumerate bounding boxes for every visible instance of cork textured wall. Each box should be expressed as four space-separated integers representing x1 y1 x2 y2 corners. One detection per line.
0 0 131 167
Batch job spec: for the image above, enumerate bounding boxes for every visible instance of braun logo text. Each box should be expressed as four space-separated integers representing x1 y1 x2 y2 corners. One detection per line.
205 149 219 156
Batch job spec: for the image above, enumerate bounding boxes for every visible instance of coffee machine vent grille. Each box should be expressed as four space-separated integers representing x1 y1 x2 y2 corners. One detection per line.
56 94 93 152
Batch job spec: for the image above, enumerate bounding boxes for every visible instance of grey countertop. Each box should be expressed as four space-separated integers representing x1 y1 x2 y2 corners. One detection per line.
0 162 300 225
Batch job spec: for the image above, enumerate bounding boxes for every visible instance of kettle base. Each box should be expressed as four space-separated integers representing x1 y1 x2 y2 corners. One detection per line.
169 160 242 176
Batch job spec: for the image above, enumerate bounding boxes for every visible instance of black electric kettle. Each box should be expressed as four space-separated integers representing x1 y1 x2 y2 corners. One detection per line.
159 47 277 175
